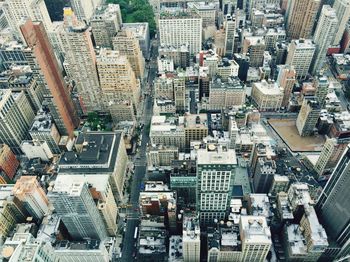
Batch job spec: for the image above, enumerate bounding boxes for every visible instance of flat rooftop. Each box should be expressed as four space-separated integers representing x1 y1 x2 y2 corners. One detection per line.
197 144 237 165
59 132 121 174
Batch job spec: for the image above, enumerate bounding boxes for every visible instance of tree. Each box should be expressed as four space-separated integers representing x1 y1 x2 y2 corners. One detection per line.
107 0 156 36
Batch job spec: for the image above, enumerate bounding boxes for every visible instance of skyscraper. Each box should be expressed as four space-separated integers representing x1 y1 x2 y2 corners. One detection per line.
13 176 50 221
196 144 237 225
49 179 108 241
91 4 122 49
69 0 101 21
159 12 202 55
3 0 52 36
96 48 140 123
314 137 349 177
113 29 145 79
286 0 321 39
240 216 272 261
311 5 338 75
0 90 35 154
276 65 296 108
296 96 321 136
286 39 316 79
316 144 350 247
20 20 79 137
332 0 350 45
61 8 103 113
314 75 330 107
183 214 201 262
224 14 236 57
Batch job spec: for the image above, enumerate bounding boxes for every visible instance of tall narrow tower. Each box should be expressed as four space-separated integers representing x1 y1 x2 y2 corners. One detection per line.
311 5 338 74
316 144 350 249
20 20 79 137
332 0 350 45
286 0 321 39
61 8 103 113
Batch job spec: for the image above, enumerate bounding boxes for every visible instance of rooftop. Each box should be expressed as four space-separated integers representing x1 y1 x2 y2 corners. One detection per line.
253 80 282 95
30 109 54 132
285 224 307 256
240 216 271 244
123 23 149 38
59 131 122 174
183 215 200 242
196 144 237 165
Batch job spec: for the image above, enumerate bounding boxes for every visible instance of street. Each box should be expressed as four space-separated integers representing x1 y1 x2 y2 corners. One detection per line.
120 38 157 261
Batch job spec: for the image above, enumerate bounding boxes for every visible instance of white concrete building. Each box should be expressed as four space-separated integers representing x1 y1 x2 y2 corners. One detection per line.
311 5 338 74
286 39 316 79
196 143 237 225
332 0 350 45
240 216 272 262
183 215 201 262
251 80 283 111
159 12 202 55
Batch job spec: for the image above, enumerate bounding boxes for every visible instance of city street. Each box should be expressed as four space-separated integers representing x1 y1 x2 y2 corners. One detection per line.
120 39 157 261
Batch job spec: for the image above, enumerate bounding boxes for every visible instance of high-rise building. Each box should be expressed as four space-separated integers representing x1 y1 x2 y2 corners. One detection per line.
314 137 349 176
276 65 296 108
58 131 128 203
316 144 350 247
184 114 208 148
208 77 246 110
253 157 277 193
113 29 145 79
13 176 49 221
0 90 35 154
311 5 338 75
3 0 52 36
29 110 61 155
123 23 151 60
314 75 330 107
96 48 140 123
183 214 201 262
0 184 27 238
173 77 186 112
240 216 272 261
286 39 316 79
332 0 350 45
159 12 202 55
0 144 19 182
54 174 118 236
20 20 79 137
296 96 321 136
91 4 122 49
69 0 101 21
49 180 108 241
61 8 103 113
224 14 236 57
251 80 283 111
243 36 265 67
196 144 237 225
286 0 321 39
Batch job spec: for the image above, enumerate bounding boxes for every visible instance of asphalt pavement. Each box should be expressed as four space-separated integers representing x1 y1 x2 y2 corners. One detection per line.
120 40 157 262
